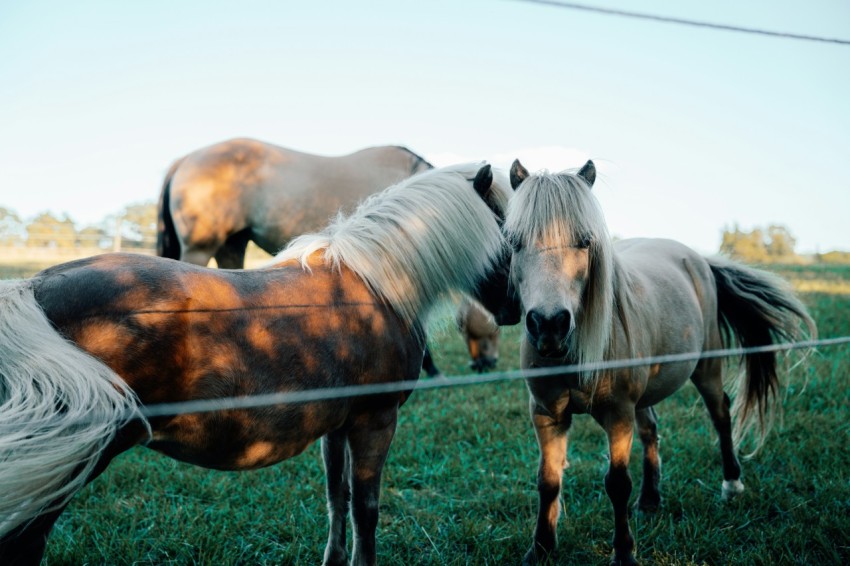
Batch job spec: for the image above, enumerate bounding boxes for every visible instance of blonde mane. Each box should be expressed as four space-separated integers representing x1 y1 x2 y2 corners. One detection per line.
273 163 512 330
504 169 623 381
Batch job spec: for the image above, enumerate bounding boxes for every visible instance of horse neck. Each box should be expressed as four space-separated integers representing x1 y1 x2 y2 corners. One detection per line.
594 253 639 364
571 246 622 380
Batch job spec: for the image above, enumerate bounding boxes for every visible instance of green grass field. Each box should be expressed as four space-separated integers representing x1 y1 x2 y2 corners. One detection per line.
2 260 848 565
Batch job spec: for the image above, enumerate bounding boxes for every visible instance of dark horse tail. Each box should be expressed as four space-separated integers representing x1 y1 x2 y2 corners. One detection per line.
156 158 184 259
707 258 816 451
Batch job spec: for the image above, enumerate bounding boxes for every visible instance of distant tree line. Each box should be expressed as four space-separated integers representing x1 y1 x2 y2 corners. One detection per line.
3 208 847 265
720 224 849 264
0 202 157 250
720 224 799 263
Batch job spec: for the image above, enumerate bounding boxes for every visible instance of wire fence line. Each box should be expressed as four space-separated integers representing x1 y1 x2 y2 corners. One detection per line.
111 335 848 419
0 331 846 431
513 0 850 46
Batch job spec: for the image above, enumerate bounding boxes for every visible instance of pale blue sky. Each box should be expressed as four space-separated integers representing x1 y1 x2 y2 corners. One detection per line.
1 0 848 253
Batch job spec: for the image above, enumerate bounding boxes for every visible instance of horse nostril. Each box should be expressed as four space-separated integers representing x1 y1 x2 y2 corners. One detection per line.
554 310 572 335
526 310 545 337
526 309 573 348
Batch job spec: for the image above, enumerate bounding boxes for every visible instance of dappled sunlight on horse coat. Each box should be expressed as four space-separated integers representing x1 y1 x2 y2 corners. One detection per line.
0 162 513 566
157 138 432 269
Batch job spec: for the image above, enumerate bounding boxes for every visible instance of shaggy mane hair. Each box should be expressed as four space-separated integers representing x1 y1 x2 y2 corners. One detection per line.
273 163 512 330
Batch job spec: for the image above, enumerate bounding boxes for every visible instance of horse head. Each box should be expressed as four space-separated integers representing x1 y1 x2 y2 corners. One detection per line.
456 297 501 372
467 164 522 327
504 159 613 363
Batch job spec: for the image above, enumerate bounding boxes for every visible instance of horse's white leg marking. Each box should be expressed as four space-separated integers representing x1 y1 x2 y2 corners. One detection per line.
722 479 746 500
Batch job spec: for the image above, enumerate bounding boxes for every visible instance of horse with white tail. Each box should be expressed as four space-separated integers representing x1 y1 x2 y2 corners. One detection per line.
500 159 816 565
0 162 518 566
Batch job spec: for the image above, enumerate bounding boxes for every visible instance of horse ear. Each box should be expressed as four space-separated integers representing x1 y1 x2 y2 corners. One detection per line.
510 159 529 190
578 160 596 188
473 164 493 198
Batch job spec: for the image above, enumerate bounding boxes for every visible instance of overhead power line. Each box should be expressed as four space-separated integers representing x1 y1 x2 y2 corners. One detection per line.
513 0 850 46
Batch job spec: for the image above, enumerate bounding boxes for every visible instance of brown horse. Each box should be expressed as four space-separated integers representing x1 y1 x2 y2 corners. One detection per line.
0 163 517 566
157 138 432 269
155 137 479 377
501 159 816 565
456 296 501 372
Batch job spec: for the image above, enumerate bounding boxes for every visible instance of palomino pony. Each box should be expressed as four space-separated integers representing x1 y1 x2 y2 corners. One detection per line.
156 138 433 269
156 137 494 377
502 160 815 565
0 163 516 566
456 296 501 372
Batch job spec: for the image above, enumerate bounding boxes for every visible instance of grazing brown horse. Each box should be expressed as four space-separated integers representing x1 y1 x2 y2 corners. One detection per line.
157 138 432 269
0 163 517 566
456 296 501 372
155 137 475 377
502 159 816 565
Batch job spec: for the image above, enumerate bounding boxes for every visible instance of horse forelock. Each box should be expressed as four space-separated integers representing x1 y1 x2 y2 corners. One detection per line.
504 170 604 249
274 163 510 330
505 170 616 381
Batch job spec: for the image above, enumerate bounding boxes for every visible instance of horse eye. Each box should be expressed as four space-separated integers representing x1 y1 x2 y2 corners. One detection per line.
575 236 592 250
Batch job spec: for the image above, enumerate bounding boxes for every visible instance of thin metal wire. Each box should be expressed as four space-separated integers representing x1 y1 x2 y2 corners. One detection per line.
511 0 850 46
133 335 849 419
0 335 846 432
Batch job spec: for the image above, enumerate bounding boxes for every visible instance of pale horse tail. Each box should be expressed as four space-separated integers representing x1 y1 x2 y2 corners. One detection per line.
707 258 817 454
0 280 148 538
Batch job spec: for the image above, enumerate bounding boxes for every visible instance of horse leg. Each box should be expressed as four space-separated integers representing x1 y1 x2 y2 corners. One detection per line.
690 359 744 499
595 407 637 566
635 406 661 513
322 429 352 566
214 229 252 269
346 406 399 566
421 346 442 377
180 247 216 267
0 427 140 565
0 504 71 566
524 395 572 565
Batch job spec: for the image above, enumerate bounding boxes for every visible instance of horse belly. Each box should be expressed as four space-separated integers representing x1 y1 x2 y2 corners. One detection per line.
636 359 699 408
146 402 348 471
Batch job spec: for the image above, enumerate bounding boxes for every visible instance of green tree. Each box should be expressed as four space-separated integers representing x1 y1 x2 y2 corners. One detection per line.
766 224 797 259
0 207 25 246
720 225 768 262
118 201 157 249
77 224 110 249
26 212 77 248
720 224 798 263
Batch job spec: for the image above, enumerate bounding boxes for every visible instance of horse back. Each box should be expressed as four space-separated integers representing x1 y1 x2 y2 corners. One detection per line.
34 252 421 395
31 253 422 468
167 139 428 253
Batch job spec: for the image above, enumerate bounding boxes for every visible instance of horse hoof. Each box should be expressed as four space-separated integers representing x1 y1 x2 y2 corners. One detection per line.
635 500 660 515
722 479 745 500
610 553 639 566
523 547 554 565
